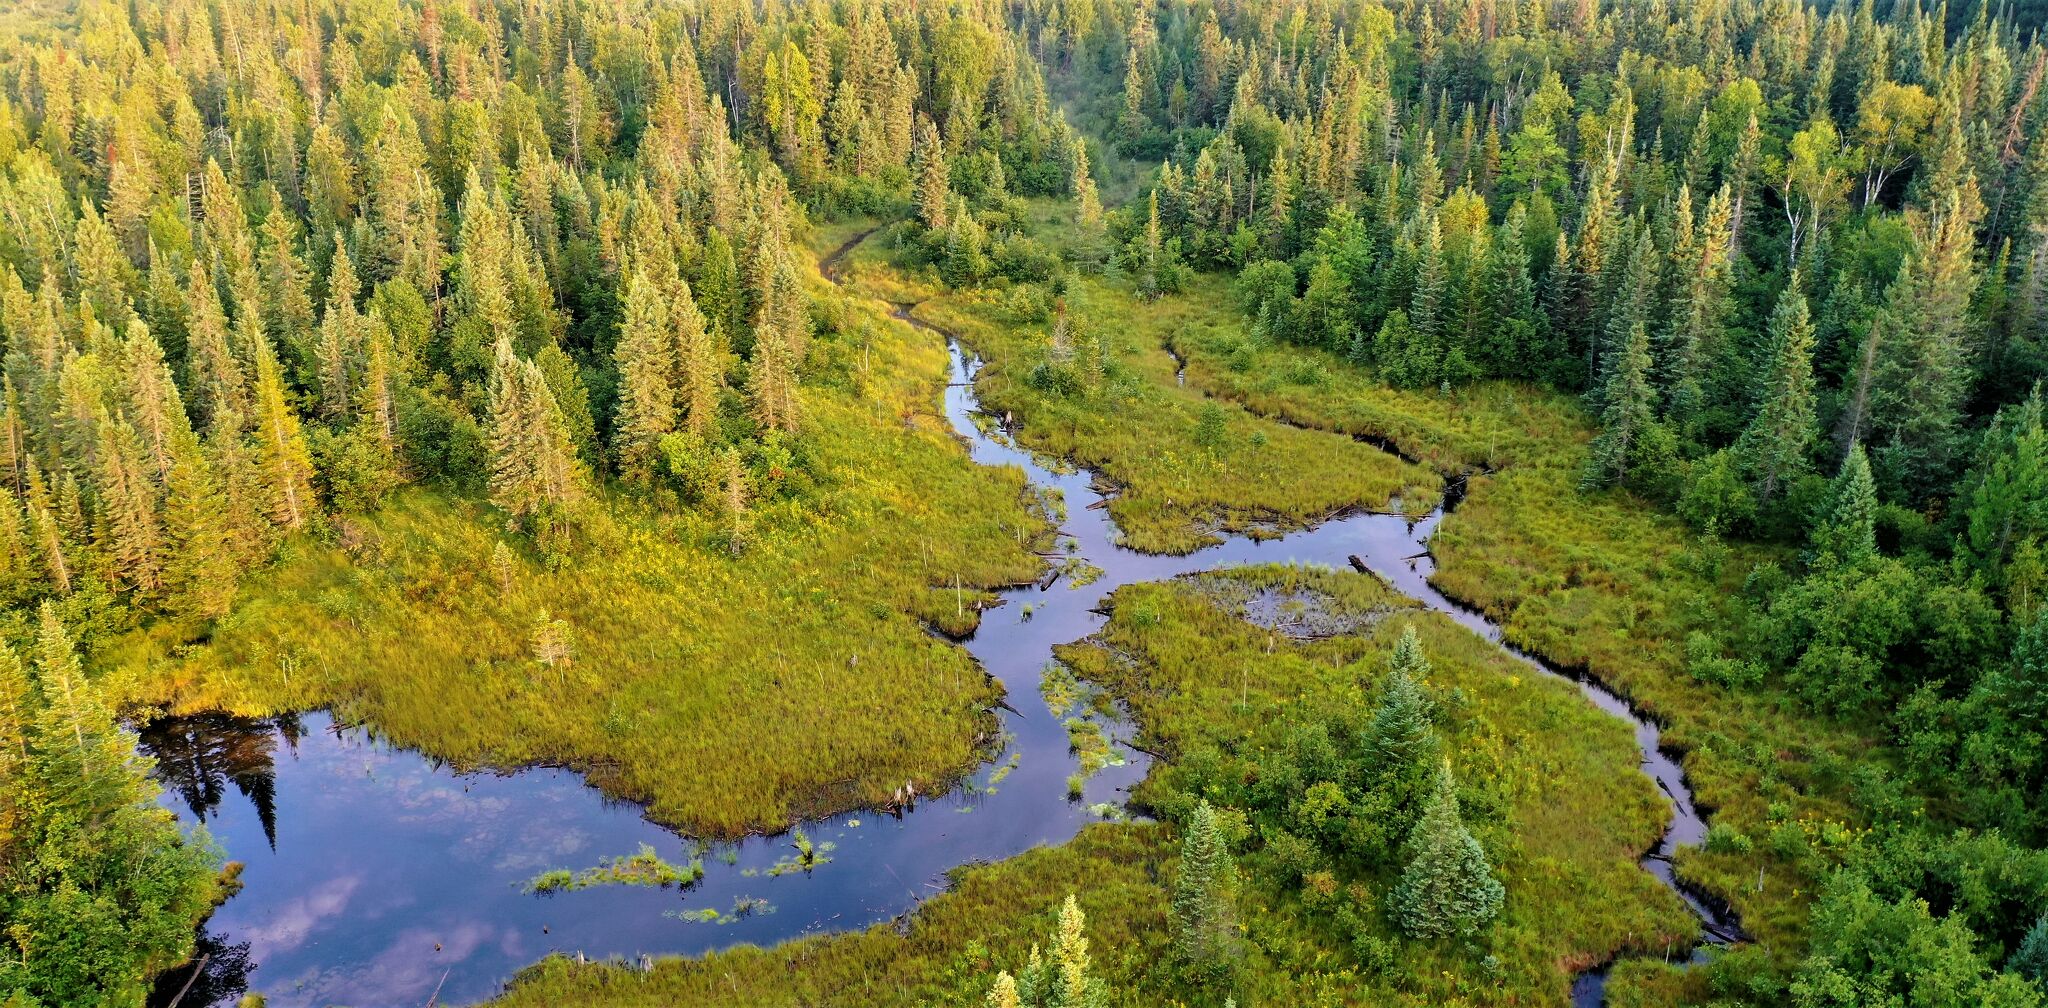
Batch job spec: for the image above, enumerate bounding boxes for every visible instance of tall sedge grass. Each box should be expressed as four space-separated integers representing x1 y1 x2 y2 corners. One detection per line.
107 243 1053 839
1171 314 1885 958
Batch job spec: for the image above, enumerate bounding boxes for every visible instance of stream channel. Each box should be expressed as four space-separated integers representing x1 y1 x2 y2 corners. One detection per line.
143 230 1736 1007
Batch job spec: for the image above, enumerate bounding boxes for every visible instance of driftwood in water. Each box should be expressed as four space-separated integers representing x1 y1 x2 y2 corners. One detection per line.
1347 556 1389 584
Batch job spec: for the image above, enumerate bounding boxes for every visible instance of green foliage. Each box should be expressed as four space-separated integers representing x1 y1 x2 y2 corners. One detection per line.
1169 801 1237 979
1390 761 1506 939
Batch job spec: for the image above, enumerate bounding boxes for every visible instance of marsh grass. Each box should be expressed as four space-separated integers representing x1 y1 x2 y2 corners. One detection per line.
829 248 1439 553
489 566 1697 1006
527 844 704 894
1170 316 1887 956
103 237 1057 839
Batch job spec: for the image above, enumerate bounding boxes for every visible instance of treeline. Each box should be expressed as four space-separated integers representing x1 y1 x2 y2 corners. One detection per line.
0 0 1088 1002
1034 0 2048 1001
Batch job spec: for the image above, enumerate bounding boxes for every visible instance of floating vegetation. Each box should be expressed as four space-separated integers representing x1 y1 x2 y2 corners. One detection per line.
1087 803 1126 821
1041 663 1082 718
1065 718 1123 778
669 896 775 925
763 828 835 877
525 844 704 894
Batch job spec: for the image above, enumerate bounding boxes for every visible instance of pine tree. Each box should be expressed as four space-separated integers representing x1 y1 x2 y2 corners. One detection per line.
1812 444 1879 566
1391 760 1505 938
1582 321 1656 489
1170 800 1238 975
612 269 676 479
1737 285 1819 503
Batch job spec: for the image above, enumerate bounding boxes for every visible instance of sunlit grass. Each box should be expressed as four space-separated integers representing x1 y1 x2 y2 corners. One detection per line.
104 242 1054 839
1170 317 1886 957
488 566 1698 1006
832 248 1439 553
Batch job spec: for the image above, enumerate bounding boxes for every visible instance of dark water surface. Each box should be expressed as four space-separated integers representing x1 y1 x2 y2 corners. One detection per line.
146 234 1732 1006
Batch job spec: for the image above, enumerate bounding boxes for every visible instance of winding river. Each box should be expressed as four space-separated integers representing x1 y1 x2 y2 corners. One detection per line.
144 230 1734 1008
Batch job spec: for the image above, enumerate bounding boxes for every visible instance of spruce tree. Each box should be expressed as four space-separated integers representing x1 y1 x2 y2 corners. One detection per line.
985 971 1021 1008
612 269 676 480
2012 912 2048 984
1737 284 1819 503
162 432 240 619
914 116 952 232
30 603 150 823
1812 444 1879 566
1391 760 1505 938
1582 320 1656 489
672 279 722 436
1871 187 1981 497
248 329 316 531
1050 894 1106 1008
1170 800 1237 975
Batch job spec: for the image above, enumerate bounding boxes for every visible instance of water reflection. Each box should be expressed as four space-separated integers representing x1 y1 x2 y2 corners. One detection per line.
141 712 299 851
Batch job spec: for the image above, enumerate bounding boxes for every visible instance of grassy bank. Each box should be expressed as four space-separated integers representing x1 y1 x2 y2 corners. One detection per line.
834 231 1439 554
1167 318 1884 957
104 238 1053 839
492 565 1696 1006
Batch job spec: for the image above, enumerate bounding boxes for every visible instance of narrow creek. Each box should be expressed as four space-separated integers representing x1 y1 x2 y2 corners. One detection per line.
144 230 1733 1008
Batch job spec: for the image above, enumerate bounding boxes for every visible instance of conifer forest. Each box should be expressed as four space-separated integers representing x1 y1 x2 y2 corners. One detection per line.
4 0 2048 1004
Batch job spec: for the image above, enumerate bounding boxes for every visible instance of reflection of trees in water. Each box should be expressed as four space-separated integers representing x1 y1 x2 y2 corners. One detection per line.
140 713 300 851
145 924 253 1008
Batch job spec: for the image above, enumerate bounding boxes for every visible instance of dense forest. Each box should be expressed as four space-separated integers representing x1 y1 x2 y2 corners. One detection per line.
0 0 2045 1004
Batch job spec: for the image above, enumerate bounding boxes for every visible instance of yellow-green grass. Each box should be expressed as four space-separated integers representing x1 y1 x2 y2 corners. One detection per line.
489 565 1698 1007
105 241 1054 839
1169 321 1887 957
490 823 1172 1007
835 250 1439 553
1058 566 1697 1003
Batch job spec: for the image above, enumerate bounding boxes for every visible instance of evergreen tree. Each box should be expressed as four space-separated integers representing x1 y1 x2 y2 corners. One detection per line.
1871 187 1982 497
2012 912 2048 984
1391 760 1505 938
1170 800 1237 976
1812 444 1879 566
29 603 150 823
612 269 676 480
914 117 953 232
248 329 316 531
1737 285 1819 503
986 971 1021 1008
1582 321 1657 488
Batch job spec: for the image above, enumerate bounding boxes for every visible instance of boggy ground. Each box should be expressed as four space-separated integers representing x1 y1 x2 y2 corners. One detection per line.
492 565 1696 1007
1163 301 1893 981
102 227 1053 839
827 225 1442 555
